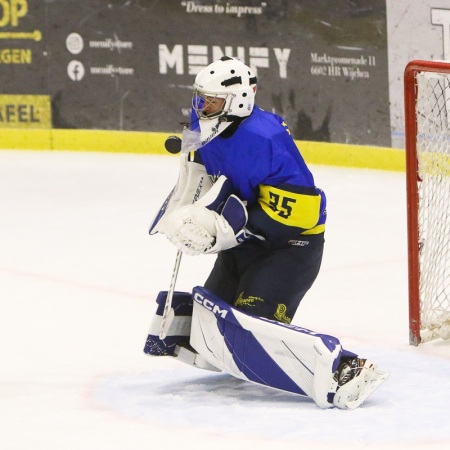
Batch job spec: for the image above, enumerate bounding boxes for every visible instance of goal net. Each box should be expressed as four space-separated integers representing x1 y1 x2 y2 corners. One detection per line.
404 60 450 345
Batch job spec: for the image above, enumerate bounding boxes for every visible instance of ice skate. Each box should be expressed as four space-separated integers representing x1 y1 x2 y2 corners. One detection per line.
333 358 389 410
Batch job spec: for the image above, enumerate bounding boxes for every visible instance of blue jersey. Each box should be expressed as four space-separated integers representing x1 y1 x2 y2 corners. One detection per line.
198 106 326 243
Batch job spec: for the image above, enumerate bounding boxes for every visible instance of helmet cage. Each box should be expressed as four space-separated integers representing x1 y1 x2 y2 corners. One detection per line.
192 88 235 120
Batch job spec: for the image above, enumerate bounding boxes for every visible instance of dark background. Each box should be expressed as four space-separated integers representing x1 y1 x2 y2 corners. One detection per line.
0 0 390 146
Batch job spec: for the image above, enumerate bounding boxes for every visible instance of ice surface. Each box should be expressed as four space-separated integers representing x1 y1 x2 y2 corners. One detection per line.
1 150 449 450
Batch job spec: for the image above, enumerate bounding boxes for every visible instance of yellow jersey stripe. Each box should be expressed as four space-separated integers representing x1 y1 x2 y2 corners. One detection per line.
258 184 321 229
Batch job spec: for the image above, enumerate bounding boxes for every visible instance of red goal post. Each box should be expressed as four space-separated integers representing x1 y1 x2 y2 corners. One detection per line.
404 60 450 346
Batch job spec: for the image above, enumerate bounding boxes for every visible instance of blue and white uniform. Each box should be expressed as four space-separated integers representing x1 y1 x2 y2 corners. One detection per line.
191 106 326 323
198 105 326 246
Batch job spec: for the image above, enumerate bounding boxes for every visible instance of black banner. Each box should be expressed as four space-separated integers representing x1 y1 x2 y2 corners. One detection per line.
0 0 390 146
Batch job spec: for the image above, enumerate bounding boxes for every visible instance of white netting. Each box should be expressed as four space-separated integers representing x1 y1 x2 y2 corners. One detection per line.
415 72 450 342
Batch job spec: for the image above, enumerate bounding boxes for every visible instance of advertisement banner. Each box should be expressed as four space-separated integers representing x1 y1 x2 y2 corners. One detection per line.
0 94 51 128
0 0 390 146
0 0 47 95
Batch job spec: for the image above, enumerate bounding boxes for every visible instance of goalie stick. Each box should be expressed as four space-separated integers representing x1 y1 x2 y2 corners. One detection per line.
159 136 183 339
156 136 235 338
158 135 219 339
159 249 182 339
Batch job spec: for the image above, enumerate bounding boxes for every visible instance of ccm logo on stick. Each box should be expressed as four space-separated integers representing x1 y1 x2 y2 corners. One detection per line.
193 293 228 319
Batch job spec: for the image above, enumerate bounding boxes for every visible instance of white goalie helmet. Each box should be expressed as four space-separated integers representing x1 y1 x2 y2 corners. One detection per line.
193 56 257 120
182 57 257 152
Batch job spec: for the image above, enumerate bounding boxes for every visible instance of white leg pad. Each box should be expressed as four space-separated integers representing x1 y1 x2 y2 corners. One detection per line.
190 287 342 408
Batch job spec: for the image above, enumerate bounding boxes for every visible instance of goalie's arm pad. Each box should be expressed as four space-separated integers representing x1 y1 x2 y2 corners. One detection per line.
246 183 327 243
149 154 213 234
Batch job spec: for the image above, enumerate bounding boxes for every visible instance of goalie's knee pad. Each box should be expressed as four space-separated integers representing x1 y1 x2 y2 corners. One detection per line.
143 291 192 356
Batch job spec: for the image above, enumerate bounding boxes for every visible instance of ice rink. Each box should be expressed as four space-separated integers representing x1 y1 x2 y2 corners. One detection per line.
1 150 449 450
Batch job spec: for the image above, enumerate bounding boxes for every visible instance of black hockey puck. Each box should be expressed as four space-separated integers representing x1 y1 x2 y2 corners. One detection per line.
164 136 182 154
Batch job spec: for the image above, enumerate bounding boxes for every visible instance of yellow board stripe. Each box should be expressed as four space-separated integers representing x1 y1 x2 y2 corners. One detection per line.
0 129 405 171
0 129 179 155
418 152 450 177
298 140 405 172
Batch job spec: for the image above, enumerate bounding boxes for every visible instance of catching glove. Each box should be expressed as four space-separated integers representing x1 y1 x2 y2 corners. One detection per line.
158 175 264 255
